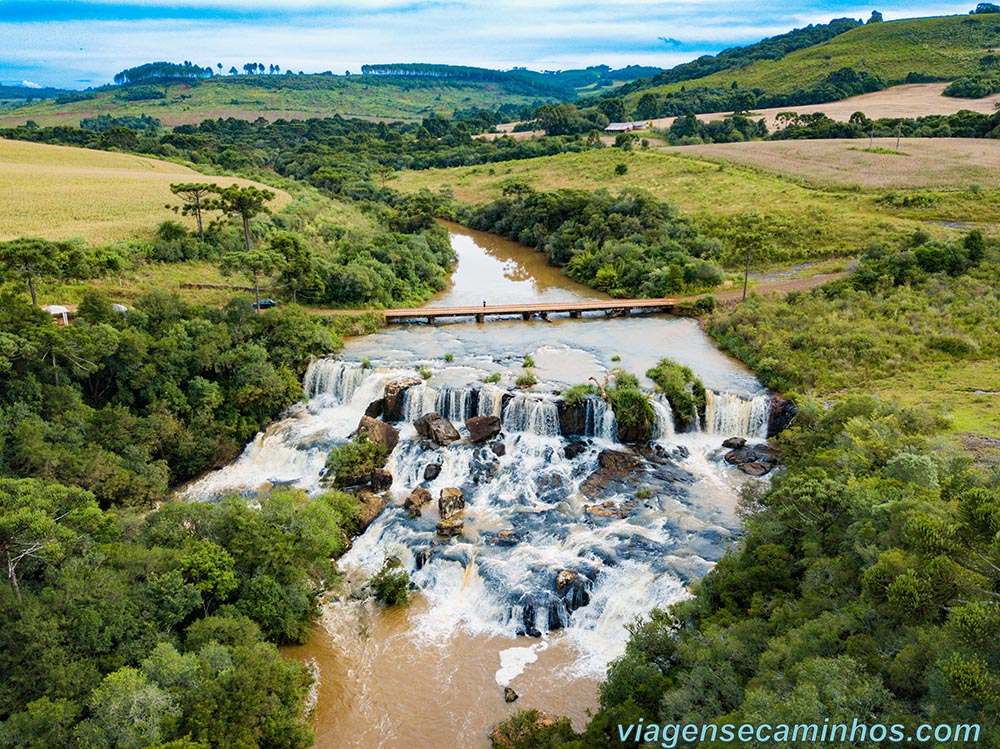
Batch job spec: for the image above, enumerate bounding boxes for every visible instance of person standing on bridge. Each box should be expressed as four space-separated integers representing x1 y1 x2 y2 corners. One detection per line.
483 300 486 308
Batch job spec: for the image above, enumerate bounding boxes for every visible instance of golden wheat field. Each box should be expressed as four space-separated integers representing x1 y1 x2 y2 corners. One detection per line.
0 139 290 244
672 137 1000 189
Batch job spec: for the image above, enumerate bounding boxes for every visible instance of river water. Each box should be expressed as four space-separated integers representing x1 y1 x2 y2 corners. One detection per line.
180 224 770 748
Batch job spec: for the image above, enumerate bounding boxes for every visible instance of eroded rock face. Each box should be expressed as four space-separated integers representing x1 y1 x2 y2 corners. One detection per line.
439 487 465 520
580 450 643 500
557 399 590 436
555 570 578 594
767 395 797 437
436 518 464 537
724 443 780 476
414 413 461 445
403 487 432 516
356 491 389 531
364 398 384 419
357 416 399 453
383 376 422 422
465 415 501 443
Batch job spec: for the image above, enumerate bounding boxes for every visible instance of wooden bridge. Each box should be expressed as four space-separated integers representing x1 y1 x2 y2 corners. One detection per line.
383 297 684 324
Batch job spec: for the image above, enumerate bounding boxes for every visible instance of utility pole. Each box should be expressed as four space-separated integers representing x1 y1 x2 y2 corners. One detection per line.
743 247 752 302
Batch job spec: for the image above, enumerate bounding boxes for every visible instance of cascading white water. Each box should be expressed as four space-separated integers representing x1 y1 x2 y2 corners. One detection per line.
436 386 473 422
183 350 760 679
477 386 506 417
651 396 675 440
703 390 770 439
303 358 368 404
403 382 439 422
583 397 617 441
502 395 561 436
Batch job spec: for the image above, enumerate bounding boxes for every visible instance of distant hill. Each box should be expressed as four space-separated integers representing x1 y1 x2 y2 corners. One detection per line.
0 84 70 101
0 61 661 129
611 13 1000 114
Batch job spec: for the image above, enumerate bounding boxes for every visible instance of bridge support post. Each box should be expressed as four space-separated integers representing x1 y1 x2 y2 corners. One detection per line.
427 316 435 325
569 310 581 319
522 312 532 321
475 314 484 323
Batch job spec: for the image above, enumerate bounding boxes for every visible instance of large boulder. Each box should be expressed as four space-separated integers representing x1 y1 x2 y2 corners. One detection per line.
722 436 746 449
767 395 797 437
557 398 590 437
423 462 442 481
436 518 464 537
439 487 465 520
724 443 779 467
555 570 578 594
383 376 422 422
403 487 433 516
356 416 399 453
415 413 461 445
465 415 501 443
364 398 385 419
356 491 389 532
580 450 643 500
489 440 506 457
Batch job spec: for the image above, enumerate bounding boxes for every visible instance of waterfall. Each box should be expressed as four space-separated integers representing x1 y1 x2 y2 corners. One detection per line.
403 383 439 422
303 359 368 403
436 387 474 422
502 395 560 436
477 386 506 417
651 396 675 440
583 397 618 441
703 390 769 438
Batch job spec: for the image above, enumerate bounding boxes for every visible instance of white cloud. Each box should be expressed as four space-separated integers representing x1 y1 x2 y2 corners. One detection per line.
0 0 979 88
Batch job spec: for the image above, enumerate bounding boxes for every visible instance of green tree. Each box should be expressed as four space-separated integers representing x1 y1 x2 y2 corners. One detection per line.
211 184 275 254
0 479 101 603
75 667 179 749
219 247 284 313
636 93 659 120
0 239 61 306
168 184 219 242
271 233 324 303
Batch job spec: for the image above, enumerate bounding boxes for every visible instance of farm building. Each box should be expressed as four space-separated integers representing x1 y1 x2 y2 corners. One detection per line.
604 121 649 133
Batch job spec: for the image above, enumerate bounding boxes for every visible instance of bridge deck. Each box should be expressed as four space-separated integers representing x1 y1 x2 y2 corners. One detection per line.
383 297 680 323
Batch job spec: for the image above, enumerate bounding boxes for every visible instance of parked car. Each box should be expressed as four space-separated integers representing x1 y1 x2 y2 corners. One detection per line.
253 298 278 309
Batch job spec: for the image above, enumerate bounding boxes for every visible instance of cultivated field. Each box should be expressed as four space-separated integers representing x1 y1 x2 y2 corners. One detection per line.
626 14 1000 101
671 137 1000 189
0 139 290 243
0 75 558 129
647 83 1000 132
393 146 990 264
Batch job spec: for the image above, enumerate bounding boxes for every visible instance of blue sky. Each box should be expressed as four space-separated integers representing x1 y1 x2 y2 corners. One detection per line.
0 0 979 89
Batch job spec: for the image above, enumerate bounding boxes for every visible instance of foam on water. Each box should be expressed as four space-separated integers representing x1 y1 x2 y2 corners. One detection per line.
183 352 762 677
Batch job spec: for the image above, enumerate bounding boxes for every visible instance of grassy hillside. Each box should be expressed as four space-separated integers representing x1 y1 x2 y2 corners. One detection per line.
0 139 291 244
391 145 990 266
0 71 565 129
623 14 1000 104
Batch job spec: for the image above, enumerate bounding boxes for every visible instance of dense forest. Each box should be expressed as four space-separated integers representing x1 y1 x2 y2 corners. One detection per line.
465 187 724 297
0 287 372 746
